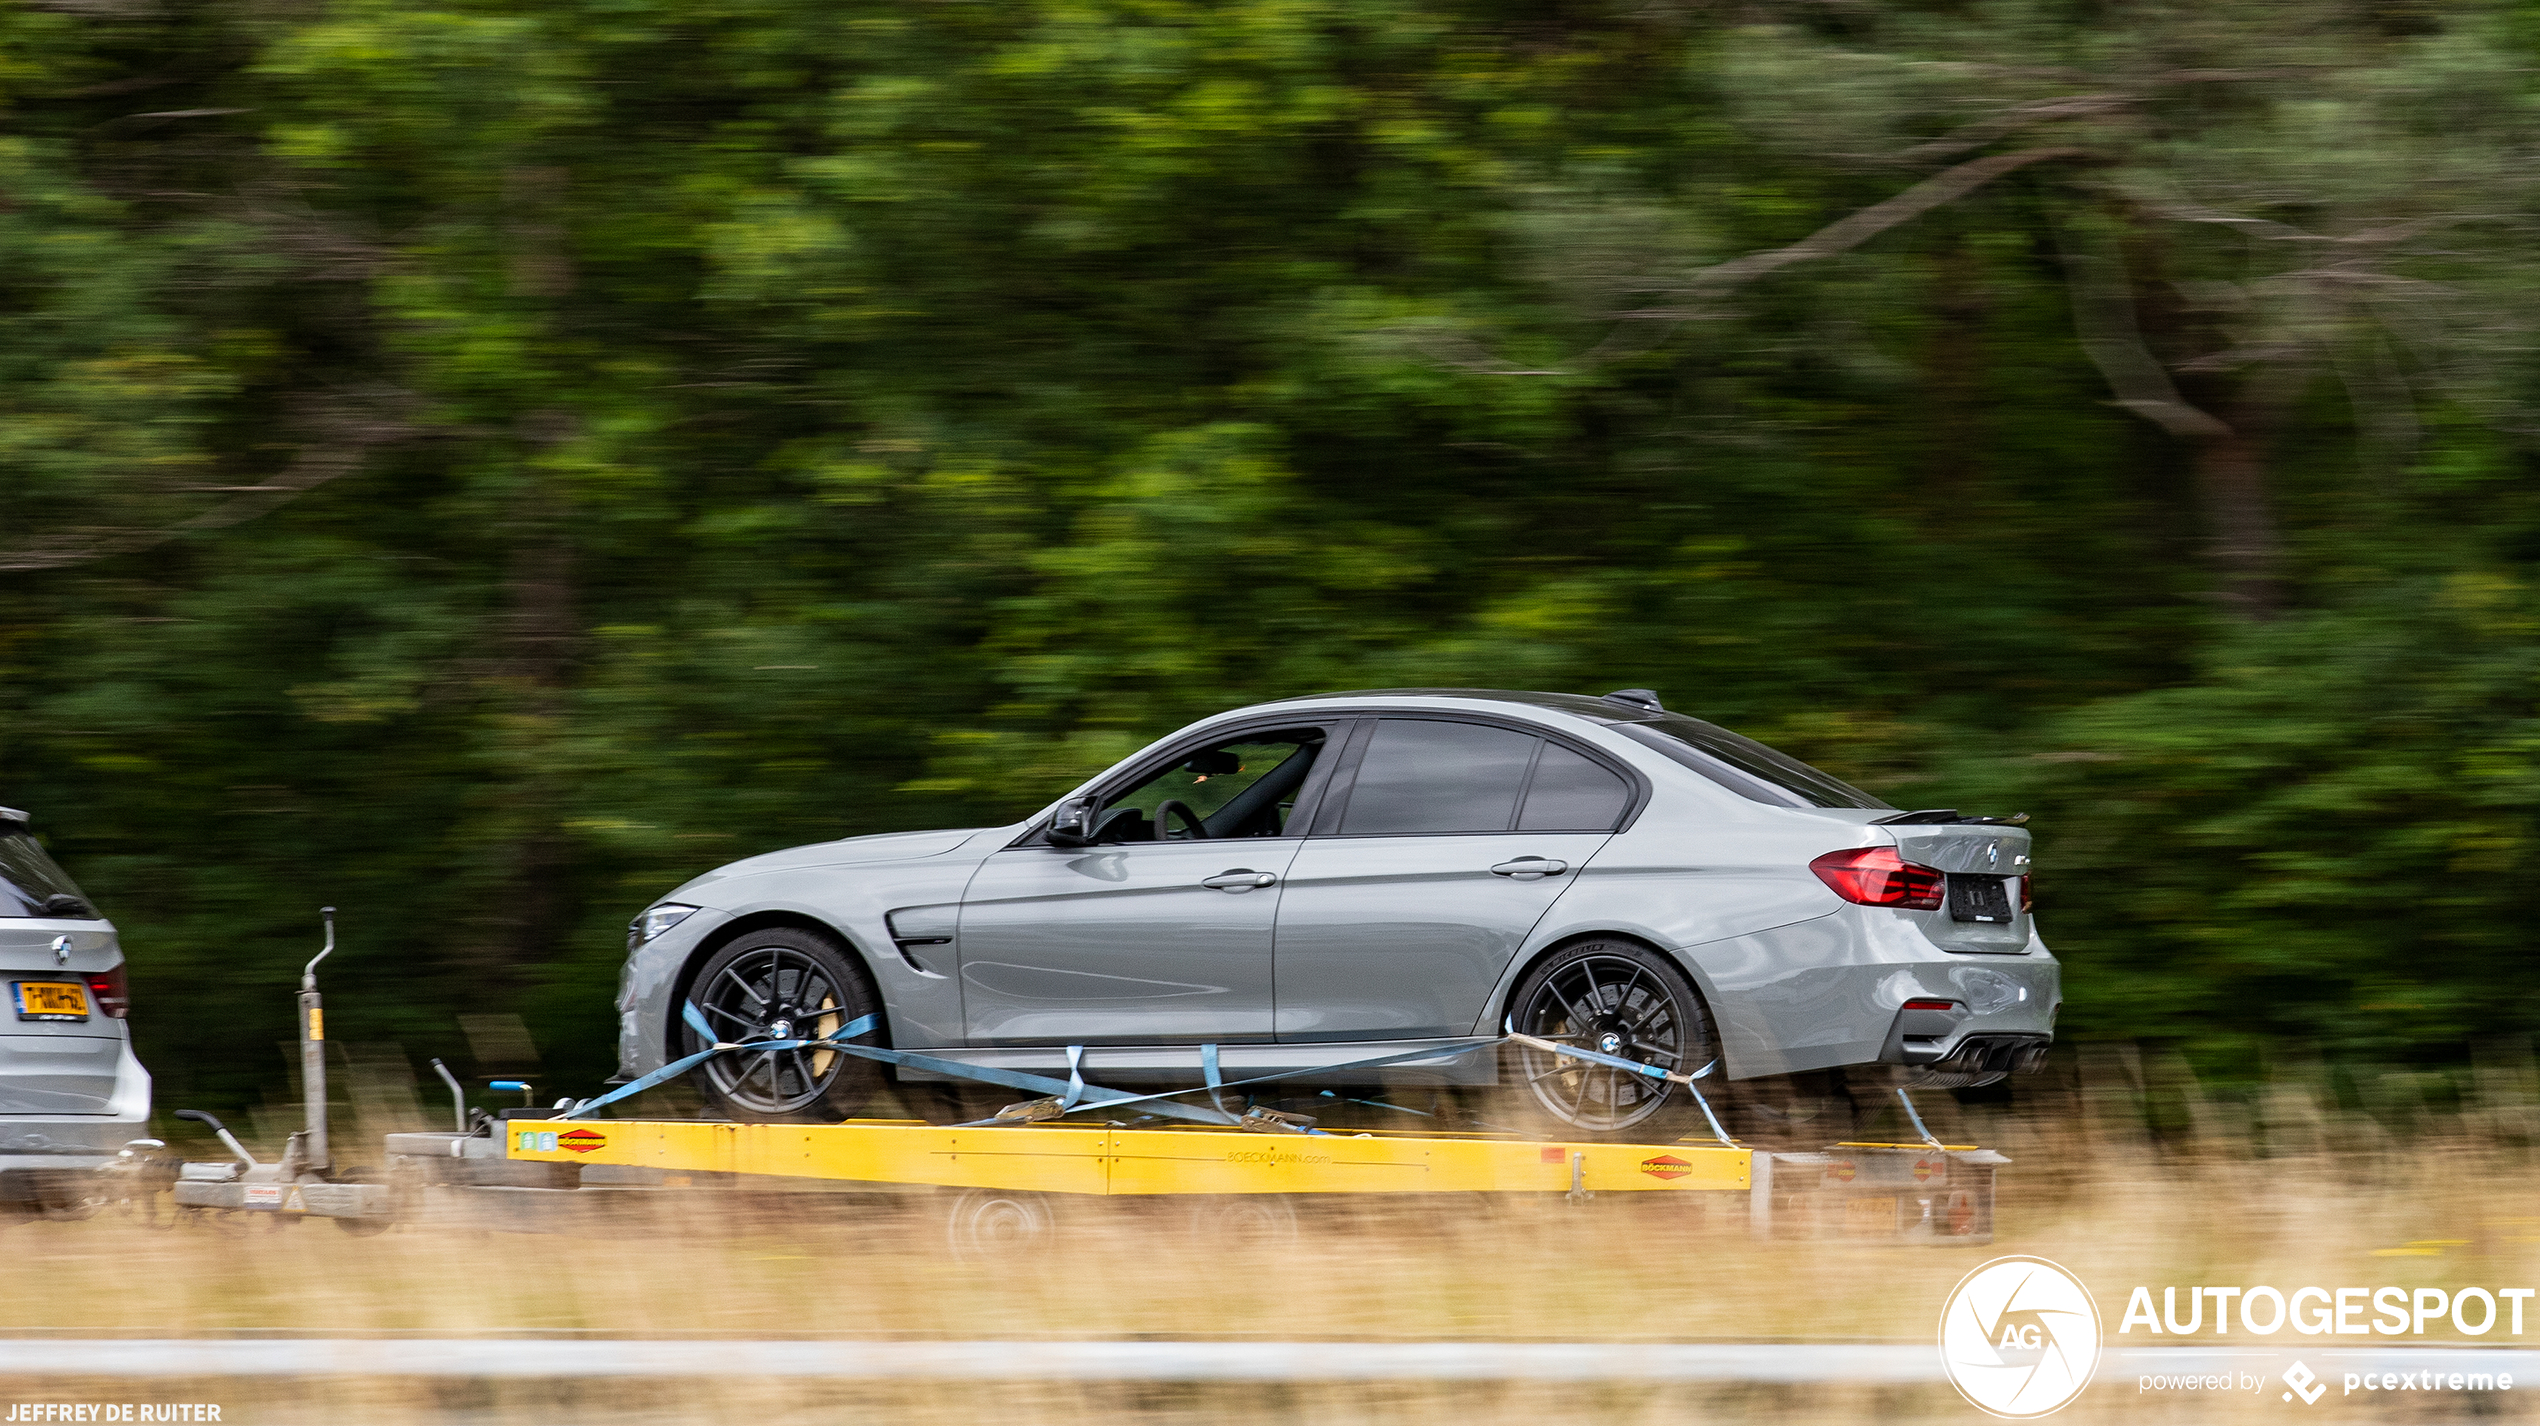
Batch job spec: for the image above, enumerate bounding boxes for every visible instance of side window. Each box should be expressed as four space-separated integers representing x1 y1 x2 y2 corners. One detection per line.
1089 729 1327 842
1339 720 1540 835
1516 743 1631 831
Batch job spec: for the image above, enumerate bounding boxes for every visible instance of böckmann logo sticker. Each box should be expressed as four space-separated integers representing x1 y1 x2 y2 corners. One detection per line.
1639 1154 1692 1180
558 1128 607 1154
1939 1255 2102 1418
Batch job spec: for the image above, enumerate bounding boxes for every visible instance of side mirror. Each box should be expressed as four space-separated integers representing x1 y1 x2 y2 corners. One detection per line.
1046 795 1098 847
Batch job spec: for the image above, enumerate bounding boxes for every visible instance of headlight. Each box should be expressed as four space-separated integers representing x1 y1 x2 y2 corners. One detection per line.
631 903 700 948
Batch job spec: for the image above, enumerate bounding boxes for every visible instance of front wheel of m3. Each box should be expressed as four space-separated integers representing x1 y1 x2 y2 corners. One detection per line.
682 927 885 1123
1500 938 1720 1145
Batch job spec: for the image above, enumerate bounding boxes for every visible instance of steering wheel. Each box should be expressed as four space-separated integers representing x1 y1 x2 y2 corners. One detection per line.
1154 799 1209 840
1088 805 1149 843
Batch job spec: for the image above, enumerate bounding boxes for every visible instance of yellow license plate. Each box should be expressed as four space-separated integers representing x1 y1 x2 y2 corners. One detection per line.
14 982 89 1021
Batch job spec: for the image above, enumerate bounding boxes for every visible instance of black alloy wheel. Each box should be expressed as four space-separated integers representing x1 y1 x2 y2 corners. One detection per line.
1504 939 1716 1144
683 927 884 1123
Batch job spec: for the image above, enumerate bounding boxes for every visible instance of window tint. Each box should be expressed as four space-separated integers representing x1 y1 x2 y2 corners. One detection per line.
1614 716 1890 810
0 829 92 918
1517 743 1630 831
1340 720 1539 835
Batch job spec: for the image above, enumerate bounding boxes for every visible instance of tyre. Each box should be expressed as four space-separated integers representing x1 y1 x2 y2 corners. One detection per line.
943 1187 1062 1258
681 927 885 1123
1501 938 1719 1144
1184 1194 1300 1247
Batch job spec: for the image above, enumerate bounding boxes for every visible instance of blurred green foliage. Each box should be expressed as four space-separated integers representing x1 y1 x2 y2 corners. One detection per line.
2 0 2538 1108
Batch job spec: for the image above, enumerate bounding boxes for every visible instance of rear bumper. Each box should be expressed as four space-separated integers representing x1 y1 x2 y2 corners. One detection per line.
0 1117 153 1163
0 1041 155 1172
0 1121 157 1206
1674 911 2060 1080
1881 1019 2053 1074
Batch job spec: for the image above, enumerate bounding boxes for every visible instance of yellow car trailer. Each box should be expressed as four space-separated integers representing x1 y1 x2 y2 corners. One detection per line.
463 1116 2006 1248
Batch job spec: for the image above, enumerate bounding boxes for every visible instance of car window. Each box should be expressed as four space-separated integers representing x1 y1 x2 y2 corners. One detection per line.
1516 743 1631 831
1613 716 1890 810
0 828 92 918
1093 730 1327 842
1339 719 1542 835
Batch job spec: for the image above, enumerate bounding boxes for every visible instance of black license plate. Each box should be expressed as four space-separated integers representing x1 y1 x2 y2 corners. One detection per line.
1948 875 2014 924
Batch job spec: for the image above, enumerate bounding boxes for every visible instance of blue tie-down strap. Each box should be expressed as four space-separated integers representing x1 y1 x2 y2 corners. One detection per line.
566 1003 1243 1128
1202 1042 1226 1115
556 1006 882 1121
567 1000 1721 1141
1501 1026 1717 1085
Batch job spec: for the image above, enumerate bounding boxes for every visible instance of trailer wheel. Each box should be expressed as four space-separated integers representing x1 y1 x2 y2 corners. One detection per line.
682 927 885 1123
1185 1195 1299 1247
1502 939 1717 1144
943 1187 1062 1258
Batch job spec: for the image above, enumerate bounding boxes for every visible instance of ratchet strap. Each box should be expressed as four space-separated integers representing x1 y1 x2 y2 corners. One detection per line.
566 1001 1735 1146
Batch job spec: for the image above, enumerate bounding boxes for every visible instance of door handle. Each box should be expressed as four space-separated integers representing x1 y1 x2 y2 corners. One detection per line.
1201 870 1279 891
1490 857 1568 880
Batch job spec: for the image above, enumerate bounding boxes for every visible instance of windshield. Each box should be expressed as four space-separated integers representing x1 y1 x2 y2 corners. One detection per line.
1615 715 1892 811
0 829 95 918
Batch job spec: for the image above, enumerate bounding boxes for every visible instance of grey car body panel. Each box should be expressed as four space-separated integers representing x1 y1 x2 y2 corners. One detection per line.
616 691 2062 1089
956 840 1300 1044
0 918 151 1163
1273 830 1613 1041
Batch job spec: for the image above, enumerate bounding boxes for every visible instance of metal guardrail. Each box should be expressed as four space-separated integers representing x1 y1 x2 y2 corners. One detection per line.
0 1341 1935 1381
2 1341 2534 1383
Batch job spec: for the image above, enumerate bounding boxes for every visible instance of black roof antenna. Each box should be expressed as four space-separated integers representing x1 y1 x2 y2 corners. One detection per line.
1601 688 1664 714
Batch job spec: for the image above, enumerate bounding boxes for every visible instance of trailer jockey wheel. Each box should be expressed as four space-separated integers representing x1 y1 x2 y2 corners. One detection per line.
943 1187 1063 1259
1184 1194 1299 1247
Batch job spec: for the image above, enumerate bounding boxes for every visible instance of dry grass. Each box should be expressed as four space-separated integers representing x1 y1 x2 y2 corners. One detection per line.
7 1049 2540 1423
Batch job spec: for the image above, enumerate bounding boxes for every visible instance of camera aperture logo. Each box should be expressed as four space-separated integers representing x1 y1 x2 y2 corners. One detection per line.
1940 1255 2103 1418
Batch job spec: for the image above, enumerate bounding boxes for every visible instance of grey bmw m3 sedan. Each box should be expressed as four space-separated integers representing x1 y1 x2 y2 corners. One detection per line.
616 688 2060 1142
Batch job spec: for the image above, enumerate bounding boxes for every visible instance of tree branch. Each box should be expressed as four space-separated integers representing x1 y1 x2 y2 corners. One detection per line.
1414 146 2090 376
2052 220 2233 440
1615 147 2089 319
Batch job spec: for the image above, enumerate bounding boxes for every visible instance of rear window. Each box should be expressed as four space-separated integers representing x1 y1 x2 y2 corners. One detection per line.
1615 716 1891 811
0 829 94 918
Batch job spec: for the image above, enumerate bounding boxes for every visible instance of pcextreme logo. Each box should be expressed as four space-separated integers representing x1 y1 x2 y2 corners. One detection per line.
1939 1255 2103 1419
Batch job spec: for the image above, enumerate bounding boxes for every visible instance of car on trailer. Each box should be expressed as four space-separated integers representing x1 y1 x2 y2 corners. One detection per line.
614 689 2060 1141
0 805 150 1209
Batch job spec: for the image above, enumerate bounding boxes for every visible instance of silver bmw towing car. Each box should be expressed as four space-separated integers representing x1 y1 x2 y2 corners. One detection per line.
617 689 2060 1142
0 806 149 1197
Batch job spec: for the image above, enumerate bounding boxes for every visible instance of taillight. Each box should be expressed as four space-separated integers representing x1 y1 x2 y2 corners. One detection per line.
2020 874 2033 912
85 963 128 1019
1810 846 1945 910
1902 998 1958 1012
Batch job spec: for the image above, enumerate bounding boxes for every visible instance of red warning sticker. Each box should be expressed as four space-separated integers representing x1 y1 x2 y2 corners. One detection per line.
558 1128 608 1154
1639 1154 1693 1181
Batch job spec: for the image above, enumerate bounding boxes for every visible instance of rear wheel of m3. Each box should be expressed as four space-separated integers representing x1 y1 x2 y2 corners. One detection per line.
682 927 885 1123
1502 938 1719 1144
